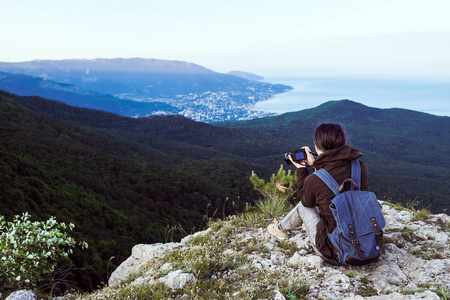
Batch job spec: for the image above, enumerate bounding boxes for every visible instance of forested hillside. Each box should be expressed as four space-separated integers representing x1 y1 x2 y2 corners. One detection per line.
0 91 262 290
10 90 450 214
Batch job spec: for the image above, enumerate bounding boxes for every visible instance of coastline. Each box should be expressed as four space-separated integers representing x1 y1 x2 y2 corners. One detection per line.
254 76 450 117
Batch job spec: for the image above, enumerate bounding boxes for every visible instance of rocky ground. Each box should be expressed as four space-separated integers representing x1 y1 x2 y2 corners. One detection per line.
10 202 450 299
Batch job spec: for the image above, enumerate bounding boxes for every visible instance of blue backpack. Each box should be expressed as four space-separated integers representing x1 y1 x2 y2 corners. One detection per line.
314 160 386 265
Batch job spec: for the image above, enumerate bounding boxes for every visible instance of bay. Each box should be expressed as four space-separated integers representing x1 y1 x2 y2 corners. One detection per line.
254 76 450 117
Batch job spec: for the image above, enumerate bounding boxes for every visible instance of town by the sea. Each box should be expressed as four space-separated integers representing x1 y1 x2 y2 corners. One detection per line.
254 76 450 117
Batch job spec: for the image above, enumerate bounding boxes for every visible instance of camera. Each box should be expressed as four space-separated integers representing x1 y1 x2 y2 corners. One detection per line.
284 149 307 165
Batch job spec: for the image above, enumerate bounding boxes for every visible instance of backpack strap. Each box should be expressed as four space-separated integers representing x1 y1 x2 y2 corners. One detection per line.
351 160 361 188
314 160 362 195
314 169 339 195
348 224 364 260
370 217 386 254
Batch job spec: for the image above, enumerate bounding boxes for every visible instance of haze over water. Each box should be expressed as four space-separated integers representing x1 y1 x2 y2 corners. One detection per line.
254 76 450 117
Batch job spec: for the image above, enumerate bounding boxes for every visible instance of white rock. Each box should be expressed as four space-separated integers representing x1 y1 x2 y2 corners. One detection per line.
131 274 154 287
323 272 351 291
412 259 450 283
292 237 310 250
306 255 323 268
318 289 341 299
159 270 195 289
366 290 440 299
180 228 211 244
109 242 181 286
5 290 36 300
223 248 234 255
288 253 323 269
384 232 403 243
265 242 275 250
160 262 172 271
396 210 412 223
273 289 286 300
287 252 302 266
386 222 405 231
404 282 419 291
270 253 285 266
299 249 308 256
415 290 442 299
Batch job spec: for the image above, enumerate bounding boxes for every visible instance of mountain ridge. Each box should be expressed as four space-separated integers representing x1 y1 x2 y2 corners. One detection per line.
227 70 264 81
0 57 216 74
0 58 292 121
0 71 179 116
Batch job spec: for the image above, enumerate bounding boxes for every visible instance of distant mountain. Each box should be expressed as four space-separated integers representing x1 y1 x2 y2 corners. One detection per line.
228 70 264 81
0 58 292 121
0 57 214 75
0 58 289 98
0 71 179 116
0 58 216 97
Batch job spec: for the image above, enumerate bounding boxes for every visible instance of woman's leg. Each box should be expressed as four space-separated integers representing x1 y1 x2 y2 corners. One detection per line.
278 201 321 256
276 202 337 264
277 202 303 231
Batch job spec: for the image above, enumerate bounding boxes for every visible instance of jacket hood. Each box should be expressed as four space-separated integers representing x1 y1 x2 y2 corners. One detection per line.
312 145 363 170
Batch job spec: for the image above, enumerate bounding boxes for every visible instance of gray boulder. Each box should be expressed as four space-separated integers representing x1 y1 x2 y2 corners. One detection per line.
5 290 37 300
108 242 182 286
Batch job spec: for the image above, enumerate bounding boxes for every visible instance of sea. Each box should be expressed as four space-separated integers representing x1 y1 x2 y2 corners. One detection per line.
254 76 450 117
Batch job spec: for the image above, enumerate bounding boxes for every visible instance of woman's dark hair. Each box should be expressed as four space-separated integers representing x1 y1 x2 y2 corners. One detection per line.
314 123 346 151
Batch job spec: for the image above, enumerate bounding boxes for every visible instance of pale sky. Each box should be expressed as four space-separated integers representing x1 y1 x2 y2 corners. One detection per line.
1 0 450 80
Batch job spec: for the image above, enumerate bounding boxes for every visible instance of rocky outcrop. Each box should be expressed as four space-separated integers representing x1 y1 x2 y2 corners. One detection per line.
105 202 449 299
108 242 183 286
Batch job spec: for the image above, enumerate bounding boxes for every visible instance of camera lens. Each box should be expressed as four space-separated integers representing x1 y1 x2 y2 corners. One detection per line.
284 153 293 165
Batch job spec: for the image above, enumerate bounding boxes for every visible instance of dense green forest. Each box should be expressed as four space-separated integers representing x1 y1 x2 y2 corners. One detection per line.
10 90 450 213
0 91 263 290
1 90 449 292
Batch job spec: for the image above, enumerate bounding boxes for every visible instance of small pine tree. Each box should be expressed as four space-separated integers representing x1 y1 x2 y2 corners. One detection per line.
250 165 297 218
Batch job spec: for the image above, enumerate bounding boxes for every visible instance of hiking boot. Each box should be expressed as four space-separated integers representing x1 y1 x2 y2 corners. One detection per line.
267 221 288 240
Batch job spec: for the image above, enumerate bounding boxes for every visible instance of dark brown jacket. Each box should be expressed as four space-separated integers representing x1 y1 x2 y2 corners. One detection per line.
296 145 369 260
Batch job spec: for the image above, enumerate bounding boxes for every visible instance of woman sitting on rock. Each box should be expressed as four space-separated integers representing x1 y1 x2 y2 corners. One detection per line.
268 122 369 263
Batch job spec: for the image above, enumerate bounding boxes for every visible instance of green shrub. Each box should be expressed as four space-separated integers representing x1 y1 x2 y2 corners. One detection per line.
250 165 296 218
278 240 298 256
243 242 259 254
359 275 370 284
357 285 378 297
278 277 310 299
387 280 399 286
412 208 432 221
433 284 449 300
0 212 87 294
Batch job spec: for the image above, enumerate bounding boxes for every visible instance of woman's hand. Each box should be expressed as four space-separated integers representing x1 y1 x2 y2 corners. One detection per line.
289 146 316 168
302 146 316 166
288 155 305 168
